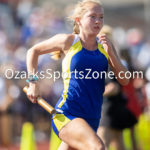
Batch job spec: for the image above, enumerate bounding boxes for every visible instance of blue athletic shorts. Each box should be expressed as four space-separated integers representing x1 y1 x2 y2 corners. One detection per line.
51 112 100 137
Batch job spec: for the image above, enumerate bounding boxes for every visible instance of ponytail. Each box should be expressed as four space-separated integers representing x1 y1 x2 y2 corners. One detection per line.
73 22 80 34
50 51 64 60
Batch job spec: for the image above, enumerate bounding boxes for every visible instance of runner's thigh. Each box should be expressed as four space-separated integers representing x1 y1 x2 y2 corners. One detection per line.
59 118 105 150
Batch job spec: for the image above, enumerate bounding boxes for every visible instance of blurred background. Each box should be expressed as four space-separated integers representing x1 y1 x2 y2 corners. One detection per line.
0 0 150 150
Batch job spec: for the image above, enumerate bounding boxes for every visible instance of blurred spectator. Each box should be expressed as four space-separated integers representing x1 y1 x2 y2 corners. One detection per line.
0 77 14 146
145 67 150 112
97 25 140 150
126 28 150 71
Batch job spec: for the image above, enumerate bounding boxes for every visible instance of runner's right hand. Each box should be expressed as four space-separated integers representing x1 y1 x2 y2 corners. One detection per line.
27 82 40 103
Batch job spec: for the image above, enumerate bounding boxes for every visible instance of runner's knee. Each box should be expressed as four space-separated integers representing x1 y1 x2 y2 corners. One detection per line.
87 142 105 150
83 136 105 150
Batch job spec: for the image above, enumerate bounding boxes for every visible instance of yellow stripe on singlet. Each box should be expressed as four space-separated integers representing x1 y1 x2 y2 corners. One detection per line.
98 43 109 60
58 40 82 108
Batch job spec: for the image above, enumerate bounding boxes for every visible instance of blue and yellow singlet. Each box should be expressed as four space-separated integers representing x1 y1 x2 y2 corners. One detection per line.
51 34 108 137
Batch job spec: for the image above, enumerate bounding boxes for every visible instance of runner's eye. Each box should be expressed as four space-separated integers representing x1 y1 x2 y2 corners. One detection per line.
90 15 96 19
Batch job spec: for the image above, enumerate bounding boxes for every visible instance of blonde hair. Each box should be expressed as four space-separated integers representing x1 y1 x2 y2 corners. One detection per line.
99 25 113 40
51 0 102 60
50 51 64 60
69 0 102 34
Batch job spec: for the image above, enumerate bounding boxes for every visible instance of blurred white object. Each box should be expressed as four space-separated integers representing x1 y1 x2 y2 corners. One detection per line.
0 77 6 105
145 82 150 101
126 28 143 46
145 67 150 81
137 43 150 69
113 27 126 48
8 85 20 99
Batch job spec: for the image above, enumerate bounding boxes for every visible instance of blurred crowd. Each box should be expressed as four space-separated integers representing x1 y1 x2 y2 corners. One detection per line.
0 0 68 146
0 0 150 149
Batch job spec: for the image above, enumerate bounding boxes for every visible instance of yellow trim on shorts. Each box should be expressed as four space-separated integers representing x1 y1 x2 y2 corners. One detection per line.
98 43 109 60
53 114 71 131
58 41 82 108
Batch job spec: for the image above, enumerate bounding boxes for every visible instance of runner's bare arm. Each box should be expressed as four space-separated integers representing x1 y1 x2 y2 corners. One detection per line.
99 34 129 86
26 34 74 103
103 82 120 97
26 34 74 74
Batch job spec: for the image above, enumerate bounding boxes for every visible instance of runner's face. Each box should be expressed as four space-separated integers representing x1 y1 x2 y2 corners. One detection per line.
79 3 104 36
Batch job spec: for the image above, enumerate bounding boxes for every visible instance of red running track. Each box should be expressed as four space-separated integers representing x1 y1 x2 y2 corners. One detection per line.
0 141 49 150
